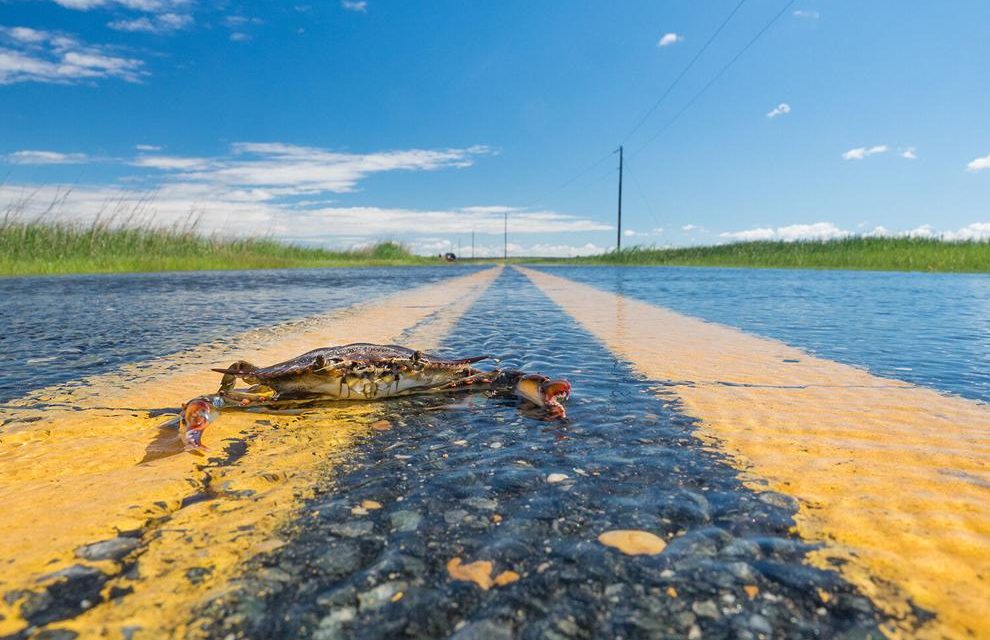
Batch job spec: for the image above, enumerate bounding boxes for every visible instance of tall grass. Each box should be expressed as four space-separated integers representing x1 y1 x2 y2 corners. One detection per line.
570 237 990 273
0 206 427 276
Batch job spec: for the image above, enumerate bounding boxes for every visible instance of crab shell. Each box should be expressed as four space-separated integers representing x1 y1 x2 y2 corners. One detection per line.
212 343 491 400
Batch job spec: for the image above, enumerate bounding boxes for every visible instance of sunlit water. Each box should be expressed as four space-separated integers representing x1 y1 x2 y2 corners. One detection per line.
194 268 881 638
4 264 986 636
535 266 990 403
0 266 480 402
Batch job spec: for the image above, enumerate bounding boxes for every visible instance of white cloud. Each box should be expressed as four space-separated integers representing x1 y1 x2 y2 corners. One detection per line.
657 32 683 47
900 147 918 160
720 227 775 242
681 224 699 232
942 223 990 241
720 222 850 242
766 103 791 118
842 145 888 160
715 221 990 243
342 0 367 12
132 155 211 169
223 15 263 27
966 153 990 172
229 32 250 42
6 27 49 44
108 13 193 33
5 150 88 164
623 229 637 237
135 144 162 151
793 10 820 19
903 224 935 238
651 227 664 234
0 26 144 85
135 142 495 194
0 182 610 253
52 0 192 11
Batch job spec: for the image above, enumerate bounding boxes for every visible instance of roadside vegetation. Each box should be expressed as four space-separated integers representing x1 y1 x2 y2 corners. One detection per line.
4 207 990 276
0 217 429 276
569 237 990 273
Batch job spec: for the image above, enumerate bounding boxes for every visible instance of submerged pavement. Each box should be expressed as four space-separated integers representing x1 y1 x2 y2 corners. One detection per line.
521 266 990 639
0 265 985 639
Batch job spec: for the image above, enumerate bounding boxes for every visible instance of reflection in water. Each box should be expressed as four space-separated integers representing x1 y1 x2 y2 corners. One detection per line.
540 265 990 403
192 268 883 639
0 266 480 402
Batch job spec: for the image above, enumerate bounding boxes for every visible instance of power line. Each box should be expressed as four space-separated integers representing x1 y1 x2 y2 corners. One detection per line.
621 0 749 144
632 0 797 158
526 148 618 209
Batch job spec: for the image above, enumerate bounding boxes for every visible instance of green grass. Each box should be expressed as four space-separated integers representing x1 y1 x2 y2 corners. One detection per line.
0 218 431 276
567 237 990 273
6 216 990 276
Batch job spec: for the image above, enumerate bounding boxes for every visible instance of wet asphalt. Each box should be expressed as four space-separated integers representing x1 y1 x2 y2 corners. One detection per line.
186 269 889 639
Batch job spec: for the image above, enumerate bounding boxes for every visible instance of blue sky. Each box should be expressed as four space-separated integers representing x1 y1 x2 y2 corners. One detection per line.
1 0 989 256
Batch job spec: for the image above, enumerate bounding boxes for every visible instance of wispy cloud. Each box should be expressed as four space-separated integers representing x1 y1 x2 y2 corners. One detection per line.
51 0 192 11
681 224 699 232
720 222 850 242
842 145 888 160
717 221 990 243
133 142 495 193
135 144 162 151
341 0 367 12
793 10 820 19
0 183 609 249
5 150 89 164
966 153 990 172
131 155 210 169
657 32 683 47
766 102 791 119
900 147 918 160
108 12 193 33
0 26 144 85
0 141 612 252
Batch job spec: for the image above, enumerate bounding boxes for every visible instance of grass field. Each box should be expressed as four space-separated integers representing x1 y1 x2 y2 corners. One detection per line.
0 218 430 276
568 238 990 273
5 216 990 276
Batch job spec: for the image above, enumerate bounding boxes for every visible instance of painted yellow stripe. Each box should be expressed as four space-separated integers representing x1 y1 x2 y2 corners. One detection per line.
519 266 990 640
0 266 500 638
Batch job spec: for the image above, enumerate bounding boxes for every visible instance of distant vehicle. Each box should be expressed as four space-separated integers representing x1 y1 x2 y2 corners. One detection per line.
444 252 457 262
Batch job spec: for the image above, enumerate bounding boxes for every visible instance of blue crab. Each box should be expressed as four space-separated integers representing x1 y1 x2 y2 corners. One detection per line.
174 343 571 451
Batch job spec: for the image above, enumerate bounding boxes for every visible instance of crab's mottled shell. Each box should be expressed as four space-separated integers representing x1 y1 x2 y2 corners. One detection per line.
224 343 490 400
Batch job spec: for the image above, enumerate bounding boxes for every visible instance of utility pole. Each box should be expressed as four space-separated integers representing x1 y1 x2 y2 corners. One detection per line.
504 211 508 262
616 145 624 252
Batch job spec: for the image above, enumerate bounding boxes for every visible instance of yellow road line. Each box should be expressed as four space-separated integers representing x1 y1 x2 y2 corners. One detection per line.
0 266 500 638
519 266 990 640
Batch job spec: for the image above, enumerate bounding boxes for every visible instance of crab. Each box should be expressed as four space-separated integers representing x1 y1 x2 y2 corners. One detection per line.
172 343 571 451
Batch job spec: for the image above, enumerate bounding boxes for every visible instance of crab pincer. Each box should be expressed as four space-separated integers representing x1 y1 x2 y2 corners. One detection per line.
179 395 222 452
513 374 572 418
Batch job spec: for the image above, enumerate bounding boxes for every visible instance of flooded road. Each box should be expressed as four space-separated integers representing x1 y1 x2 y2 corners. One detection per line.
1 265 988 639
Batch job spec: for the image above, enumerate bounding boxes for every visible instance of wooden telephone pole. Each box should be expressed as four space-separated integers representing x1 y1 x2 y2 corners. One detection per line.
616 145 624 251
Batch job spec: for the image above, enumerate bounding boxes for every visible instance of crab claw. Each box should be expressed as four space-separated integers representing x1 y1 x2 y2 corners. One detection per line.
179 396 220 453
540 379 571 418
513 374 572 419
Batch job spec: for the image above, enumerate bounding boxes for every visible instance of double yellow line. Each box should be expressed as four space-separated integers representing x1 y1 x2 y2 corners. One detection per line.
2 264 987 639
519 266 990 640
0 266 501 638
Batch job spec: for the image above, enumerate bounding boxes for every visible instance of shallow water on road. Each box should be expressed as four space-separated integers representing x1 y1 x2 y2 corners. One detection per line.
537 266 990 403
0 266 478 402
4 264 987 638
193 268 882 639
